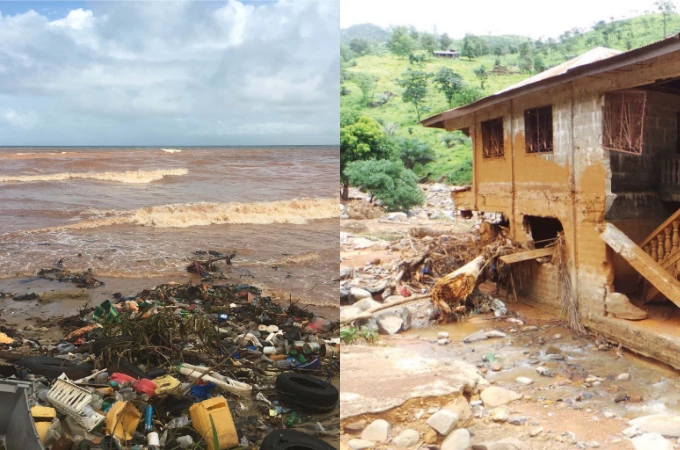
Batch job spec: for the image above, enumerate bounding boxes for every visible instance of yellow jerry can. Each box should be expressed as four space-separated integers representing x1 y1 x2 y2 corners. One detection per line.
189 397 238 449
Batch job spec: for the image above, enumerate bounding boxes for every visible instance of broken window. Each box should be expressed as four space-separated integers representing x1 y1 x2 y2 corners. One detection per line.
524 106 553 153
523 215 563 249
481 117 504 158
603 91 646 155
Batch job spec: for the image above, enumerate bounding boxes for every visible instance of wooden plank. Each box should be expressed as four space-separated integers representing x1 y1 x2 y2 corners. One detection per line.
499 248 554 264
601 222 680 309
639 207 680 249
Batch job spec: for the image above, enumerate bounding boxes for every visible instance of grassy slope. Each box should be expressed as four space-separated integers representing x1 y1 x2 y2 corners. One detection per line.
340 13 680 185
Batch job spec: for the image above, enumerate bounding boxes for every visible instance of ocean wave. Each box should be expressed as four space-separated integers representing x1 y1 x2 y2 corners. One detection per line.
162 148 182 153
30 198 337 230
0 169 189 184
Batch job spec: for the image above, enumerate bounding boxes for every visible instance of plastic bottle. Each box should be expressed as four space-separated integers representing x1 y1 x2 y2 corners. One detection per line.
285 411 299 427
145 405 153 432
147 432 160 450
176 435 194 448
166 415 190 429
56 342 76 353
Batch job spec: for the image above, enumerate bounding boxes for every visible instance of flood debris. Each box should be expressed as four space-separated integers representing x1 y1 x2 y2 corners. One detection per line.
0 275 339 449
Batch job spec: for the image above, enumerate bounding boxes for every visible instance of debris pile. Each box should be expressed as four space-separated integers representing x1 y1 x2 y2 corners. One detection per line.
0 278 340 449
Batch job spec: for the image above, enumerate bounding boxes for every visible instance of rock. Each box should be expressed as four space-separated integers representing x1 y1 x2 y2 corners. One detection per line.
340 306 362 321
536 366 555 377
339 267 353 280
427 410 459 435
490 406 510 422
632 433 673 450
490 361 503 371
361 419 390 442
546 354 565 361
437 339 449 345
392 429 420 448
628 415 680 437
443 397 473 427
623 426 639 438
521 326 538 332
614 392 628 403
516 377 533 386
350 287 373 302
629 393 643 402
38 288 89 303
386 212 408 221
438 332 450 339
441 428 470 450
348 439 375 450
605 292 648 320
423 429 437 444
377 316 403 335
345 420 367 431
617 373 630 381
480 386 522 408
545 346 561 355
471 437 526 450
463 329 506 343
508 416 526 426
530 427 543 437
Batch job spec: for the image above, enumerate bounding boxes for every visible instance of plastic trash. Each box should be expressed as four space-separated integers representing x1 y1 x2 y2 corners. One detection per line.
189 397 239 450
153 375 181 395
46 374 106 431
176 435 194 448
110 373 136 385
166 415 190 429
189 382 217 401
285 411 299 427
144 405 153 432
106 401 141 440
179 363 252 395
56 342 76 354
133 378 156 397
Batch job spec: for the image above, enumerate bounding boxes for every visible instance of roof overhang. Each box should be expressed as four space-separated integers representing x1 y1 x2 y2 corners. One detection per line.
421 35 680 130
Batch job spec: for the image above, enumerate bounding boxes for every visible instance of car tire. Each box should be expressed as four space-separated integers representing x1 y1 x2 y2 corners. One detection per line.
275 373 338 411
18 356 94 379
260 429 336 450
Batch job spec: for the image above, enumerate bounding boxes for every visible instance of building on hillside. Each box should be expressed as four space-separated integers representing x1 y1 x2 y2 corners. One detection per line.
433 49 460 59
421 38 680 369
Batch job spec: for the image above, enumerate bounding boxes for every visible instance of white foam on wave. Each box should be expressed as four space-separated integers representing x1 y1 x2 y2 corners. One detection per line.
29 198 337 231
162 148 182 153
0 168 189 184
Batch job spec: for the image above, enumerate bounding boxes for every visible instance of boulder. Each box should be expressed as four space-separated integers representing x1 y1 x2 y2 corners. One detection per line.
480 386 522 408
441 428 470 450
628 415 680 437
516 377 533 386
490 406 510 422
350 287 373 302
605 292 648 320
353 297 381 312
340 306 362 321
348 439 375 450
377 316 403 335
427 410 459 435
632 433 673 450
443 396 473 427
361 419 390 442
392 429 420 448
471 438 526 450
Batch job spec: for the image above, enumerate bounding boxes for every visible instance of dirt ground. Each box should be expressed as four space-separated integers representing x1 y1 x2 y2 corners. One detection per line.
340 191 680 449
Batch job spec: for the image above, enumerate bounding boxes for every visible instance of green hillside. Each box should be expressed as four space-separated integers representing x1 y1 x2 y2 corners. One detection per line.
340 11 680 186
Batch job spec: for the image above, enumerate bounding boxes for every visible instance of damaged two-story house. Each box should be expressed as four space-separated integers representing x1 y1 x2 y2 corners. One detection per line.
421 36 680 369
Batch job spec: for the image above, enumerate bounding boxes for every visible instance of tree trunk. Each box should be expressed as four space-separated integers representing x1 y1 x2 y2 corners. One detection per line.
341 183 349 200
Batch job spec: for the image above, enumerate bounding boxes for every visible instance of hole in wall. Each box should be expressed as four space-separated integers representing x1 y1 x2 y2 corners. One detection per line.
523 215 563 248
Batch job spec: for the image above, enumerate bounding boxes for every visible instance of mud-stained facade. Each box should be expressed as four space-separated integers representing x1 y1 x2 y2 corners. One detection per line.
422 37 680 369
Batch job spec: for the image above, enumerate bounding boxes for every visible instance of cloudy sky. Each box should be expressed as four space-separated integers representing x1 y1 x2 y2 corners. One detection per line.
341 0 668 40
0 0 339 146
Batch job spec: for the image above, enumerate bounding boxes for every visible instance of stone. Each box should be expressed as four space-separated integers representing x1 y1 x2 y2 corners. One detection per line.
348 440 375 450
490 406 510 422
350 288 373 302
463 329 506 343
377 316 403 335
485 330 507 339
392 429 420 448
345 419 367 431
628 415 680 437
480 386 522 408
361 419 390 442
438 332 450 339
529 427 543 437
386 212 408 221
438 338 449 345
536 366 555 377
605 292 648 320
471 437 526 450
423 429 437 444
614 392 628 403
545 346 561 355
546 354 565 361
631 433 673 450
340 306 362 321
508 416 526 425
623 426 639 438
521 326 538 332
427 410 459 435
441 428 470 450
516 377 533 386
490 361 503 371
443 397 473 427
617 373 630 381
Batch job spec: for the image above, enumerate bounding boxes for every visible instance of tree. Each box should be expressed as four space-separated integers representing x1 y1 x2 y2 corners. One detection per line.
340 107 360 127
353 72 376 105
533 55 546 73
461 34 479 60
473 65 488 89
626 39 633 51
518 42 534 73
349 38 370 57
345 159 425 212
657 0 677 38
453 85 485 106
340 43 354 63
397 69 432 121
440 33 453 50
388 26 415 59
433 67 463 108
493 45 504 57
340 116 392 199
395 137 436 170
420 33 439 57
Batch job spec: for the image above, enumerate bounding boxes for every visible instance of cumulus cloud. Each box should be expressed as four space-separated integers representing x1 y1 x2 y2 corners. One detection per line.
0 1 339 145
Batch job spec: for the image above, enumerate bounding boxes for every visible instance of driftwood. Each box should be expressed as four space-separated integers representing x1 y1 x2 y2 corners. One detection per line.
340 294 431 325
431 255 486 322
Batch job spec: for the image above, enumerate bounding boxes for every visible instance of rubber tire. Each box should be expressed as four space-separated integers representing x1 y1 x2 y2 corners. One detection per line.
275 373 338 411
18 356 94 379
260 429 336 450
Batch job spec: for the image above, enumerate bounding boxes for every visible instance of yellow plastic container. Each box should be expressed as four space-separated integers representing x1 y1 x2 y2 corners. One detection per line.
34 421 51 444
31 405 57 420
153 375 181 395
189 397 238 450
106 401 141 440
